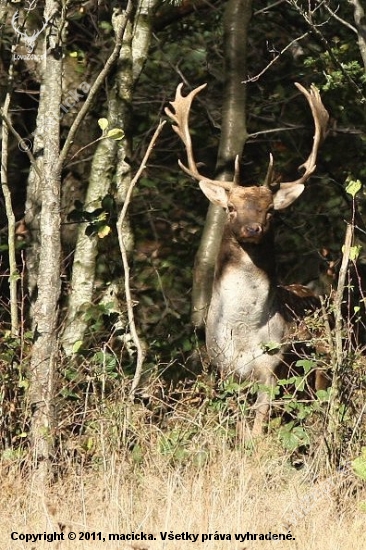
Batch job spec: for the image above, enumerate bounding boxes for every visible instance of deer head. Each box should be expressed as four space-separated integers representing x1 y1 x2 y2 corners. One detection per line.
165 83 329 245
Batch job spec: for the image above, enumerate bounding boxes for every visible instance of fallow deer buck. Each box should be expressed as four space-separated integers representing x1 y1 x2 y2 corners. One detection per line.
165 82 329 436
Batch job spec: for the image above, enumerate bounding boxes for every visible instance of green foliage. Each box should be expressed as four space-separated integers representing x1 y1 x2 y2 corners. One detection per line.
1 0 366 471
159 427 194 462
304 53 366 93
67 194 116 238
346 178 362 198
0 331 33 452
278 422 310 452
352 448 366 481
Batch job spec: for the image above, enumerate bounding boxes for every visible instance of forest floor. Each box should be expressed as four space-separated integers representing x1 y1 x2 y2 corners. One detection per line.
1 438 365 550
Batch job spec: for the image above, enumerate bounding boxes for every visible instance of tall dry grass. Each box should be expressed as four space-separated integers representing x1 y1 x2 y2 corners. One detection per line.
1 437 365 550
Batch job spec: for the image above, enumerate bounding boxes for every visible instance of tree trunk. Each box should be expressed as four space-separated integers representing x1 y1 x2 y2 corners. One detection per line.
192 0 253 327
349 0 366 72
27 0 62 483
61 0 158 355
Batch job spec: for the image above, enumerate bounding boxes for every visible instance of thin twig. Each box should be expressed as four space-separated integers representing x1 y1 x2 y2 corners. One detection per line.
327 223 353 462
254 0 287 16
243 32 310 83
57 0 134 170
348 0 366 72
288 0 365 100
333 224 353 369
318 1 357 34
0 109 42 179
116 120 166 399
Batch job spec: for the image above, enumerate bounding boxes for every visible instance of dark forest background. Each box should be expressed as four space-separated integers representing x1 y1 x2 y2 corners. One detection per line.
0 0 365 481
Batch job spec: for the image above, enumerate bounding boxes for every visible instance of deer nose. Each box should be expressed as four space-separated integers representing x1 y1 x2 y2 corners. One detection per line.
244 223 263 237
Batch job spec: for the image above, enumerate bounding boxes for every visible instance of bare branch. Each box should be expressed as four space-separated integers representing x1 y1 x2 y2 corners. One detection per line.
287 0 365 100
116 120 166 399
318 1 357 34
0 109 42 179
243 32 310 83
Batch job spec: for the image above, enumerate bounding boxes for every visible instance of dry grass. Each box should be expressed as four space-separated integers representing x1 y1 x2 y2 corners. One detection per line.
1 438 365 550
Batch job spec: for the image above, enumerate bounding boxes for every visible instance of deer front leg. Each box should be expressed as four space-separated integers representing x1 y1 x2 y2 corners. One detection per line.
252 372 277 437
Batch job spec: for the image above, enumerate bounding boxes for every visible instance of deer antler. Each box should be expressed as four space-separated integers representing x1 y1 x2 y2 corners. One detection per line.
166 82 328 194
273 82 329 191
295 83 329 177
165 83 234 191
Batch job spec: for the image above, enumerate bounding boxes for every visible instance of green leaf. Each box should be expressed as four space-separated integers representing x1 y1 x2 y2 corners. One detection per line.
349 245 362 262
279 424 310 451
296 358 316 374
316 388 330 401
72 340 83 354
98 225 111 238
345 178 362 198
352 448 366 480
98 118 109 131
107 128 124 140
261 341 281 353
182 338 192 352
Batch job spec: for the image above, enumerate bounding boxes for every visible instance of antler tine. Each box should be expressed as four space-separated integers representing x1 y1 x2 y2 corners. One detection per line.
165 82 207 179
278 83 329 190
263 153 274 188
165 83 234 191
233 155 240 185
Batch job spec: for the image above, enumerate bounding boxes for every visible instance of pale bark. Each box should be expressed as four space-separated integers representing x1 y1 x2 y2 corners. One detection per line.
62 0 158 356
27 0 62 482
192 0 253 327
349 0 366 72
25 82 48 308
61 131 119 355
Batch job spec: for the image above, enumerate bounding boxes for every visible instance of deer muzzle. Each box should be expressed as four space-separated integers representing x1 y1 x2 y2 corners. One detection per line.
241 223 263 240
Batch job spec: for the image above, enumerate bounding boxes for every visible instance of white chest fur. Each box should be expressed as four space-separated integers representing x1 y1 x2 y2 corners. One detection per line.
206 247 288 380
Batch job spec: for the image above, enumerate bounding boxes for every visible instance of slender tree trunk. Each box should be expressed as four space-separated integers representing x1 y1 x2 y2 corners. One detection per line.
192 0 253 327
349 0 366 71
62 0 157 356
27 0 62 482
1 60 18 336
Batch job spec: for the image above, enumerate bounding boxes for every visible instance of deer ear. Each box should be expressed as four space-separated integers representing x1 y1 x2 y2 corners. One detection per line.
273 182 305 210
199 180 229 208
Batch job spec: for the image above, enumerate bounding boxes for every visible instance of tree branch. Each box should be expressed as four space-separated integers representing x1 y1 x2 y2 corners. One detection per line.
116 120 166 399
243 32 309 83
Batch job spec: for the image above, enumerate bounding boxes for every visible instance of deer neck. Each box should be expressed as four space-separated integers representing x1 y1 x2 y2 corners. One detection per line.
215 225 277 288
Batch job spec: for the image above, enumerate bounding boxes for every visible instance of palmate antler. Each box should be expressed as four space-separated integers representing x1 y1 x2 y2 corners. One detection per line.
165 83 235 191
267 82 329 192
166 82 329 193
